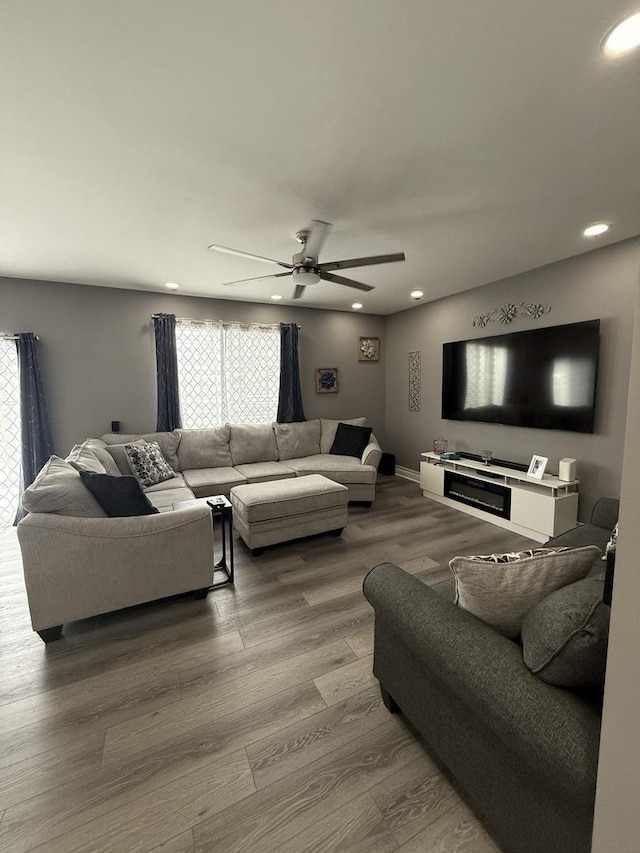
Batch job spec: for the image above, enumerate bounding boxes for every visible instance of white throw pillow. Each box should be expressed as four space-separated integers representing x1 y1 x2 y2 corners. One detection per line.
20 456 108 517
449 546 602 637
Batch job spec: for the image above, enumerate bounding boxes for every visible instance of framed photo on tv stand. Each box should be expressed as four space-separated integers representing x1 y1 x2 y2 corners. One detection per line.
527 454 548 479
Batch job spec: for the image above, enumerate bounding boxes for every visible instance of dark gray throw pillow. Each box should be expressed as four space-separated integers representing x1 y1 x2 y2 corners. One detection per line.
329 423 373 458
521 576 610 689
80 471 159 517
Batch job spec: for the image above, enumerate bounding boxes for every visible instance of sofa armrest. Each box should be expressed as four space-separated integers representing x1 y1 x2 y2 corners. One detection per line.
17 508 213 631
589 496 619 531
363 562 601 794
361 434 382 468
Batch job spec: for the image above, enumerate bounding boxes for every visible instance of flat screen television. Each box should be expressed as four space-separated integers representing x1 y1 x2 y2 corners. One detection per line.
442 319 600 433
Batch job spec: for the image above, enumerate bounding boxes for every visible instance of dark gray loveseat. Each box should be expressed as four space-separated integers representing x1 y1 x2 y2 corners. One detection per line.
363 498 618 853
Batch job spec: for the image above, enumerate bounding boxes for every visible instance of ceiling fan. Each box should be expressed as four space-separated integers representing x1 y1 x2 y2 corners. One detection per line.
208 220 405 300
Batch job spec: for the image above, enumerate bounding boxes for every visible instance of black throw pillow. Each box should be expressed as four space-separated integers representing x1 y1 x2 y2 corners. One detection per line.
329 422 373 458
80 471 159 517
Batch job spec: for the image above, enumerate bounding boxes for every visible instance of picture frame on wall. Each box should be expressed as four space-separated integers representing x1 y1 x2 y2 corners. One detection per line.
527 454 548 479
316 367 339 393
358 337 380 362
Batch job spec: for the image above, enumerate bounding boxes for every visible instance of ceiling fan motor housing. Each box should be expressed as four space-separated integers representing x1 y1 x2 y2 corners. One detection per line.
292 266 320 285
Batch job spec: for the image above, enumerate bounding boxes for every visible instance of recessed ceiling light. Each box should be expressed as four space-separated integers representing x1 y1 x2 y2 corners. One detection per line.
410 290 424 300
271 294 283 301
582 223 610 238
603 11 640 56
351 301 363 310
165 282 180 290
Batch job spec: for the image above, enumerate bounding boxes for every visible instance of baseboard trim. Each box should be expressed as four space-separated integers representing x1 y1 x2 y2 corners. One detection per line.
395 465 420 483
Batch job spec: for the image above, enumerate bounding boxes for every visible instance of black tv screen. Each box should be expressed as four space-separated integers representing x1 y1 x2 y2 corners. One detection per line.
442 320 600 433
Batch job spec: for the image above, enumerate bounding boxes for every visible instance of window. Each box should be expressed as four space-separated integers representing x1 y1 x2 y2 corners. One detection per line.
176 322 280 427
0 339 20 528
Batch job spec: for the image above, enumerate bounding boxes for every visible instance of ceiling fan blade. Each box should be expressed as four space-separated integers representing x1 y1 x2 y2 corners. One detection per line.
301 220 331 261
221 271 292 287
293 284 306 300
319 252 405 273
319 271 375 292
208 244 293 269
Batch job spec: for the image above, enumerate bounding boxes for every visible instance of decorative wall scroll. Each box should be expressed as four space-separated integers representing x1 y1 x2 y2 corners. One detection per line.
473 302 551 328
409 351 421 411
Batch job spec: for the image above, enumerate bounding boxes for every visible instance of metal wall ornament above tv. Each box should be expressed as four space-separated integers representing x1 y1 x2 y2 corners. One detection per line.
473 301 551 327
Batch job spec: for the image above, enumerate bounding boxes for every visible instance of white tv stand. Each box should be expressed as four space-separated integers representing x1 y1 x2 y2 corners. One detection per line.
420 452 579 543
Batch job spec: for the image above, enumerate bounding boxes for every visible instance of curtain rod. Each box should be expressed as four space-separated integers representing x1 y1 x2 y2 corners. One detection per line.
0 334 40 341
150 314 300 329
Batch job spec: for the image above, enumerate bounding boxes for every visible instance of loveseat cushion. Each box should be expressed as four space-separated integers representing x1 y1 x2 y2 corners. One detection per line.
21 456 108 518
144 473 188 492
79 472 159 518
449 546 601 638
182 467 247 498
521 576 610 688
274 420 321 460
176 426 232 470
320 418 367 454
229 424 278 465
234 461 296 484
284 454 377 485
101 431 181 470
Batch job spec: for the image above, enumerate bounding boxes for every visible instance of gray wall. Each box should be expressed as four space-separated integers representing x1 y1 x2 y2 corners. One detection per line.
384 238 640 518
0 278 386 455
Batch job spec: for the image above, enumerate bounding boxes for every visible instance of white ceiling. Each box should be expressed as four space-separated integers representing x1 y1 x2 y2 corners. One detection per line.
2 1 640 315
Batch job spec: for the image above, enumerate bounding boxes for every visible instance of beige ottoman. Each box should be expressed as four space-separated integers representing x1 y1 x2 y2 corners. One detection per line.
230 474 349 555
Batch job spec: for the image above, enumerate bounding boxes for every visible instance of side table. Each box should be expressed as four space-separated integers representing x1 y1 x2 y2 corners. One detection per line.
173 495 234 589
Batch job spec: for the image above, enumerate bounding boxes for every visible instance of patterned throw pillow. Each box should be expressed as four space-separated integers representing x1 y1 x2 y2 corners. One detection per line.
449 545 601 637
125 441 176 488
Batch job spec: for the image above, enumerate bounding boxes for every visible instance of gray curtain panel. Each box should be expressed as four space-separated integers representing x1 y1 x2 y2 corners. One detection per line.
277 322 306 423
14 332 54 523
153 313 182 431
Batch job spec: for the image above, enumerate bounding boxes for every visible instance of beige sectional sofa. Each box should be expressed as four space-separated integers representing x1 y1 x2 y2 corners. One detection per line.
17 419 380 641
100 418 381 506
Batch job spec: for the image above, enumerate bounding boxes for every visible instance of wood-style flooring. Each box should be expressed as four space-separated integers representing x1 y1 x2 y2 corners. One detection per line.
0 476 538 853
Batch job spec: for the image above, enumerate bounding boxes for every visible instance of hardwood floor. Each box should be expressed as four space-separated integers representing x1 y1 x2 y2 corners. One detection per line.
0 476 537 852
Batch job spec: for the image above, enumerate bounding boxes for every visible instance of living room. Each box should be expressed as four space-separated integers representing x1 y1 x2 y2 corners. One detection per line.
2 3 640 852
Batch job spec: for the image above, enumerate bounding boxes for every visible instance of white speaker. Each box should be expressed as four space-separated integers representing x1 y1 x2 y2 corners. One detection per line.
558 458 577 481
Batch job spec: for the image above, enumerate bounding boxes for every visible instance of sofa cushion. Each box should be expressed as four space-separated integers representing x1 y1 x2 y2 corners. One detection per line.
125 441 177 488
449 546 601 638
21 456 108 518
330 423 373 458
147 486 201 512
83 439 122 476
105 440 143 475
229 424 278 465
66 441 108 474
521 576 610 688
284 454 377 485
101 431 181 470
320 418 367 454
182 467 248 498
144 473 188 493
176 426 232 470
274 420 321 460
79 471 159 518
234 461 297 484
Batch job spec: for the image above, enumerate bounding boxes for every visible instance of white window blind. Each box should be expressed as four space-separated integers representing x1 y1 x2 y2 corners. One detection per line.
176 322 280 428
0 339 21 528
